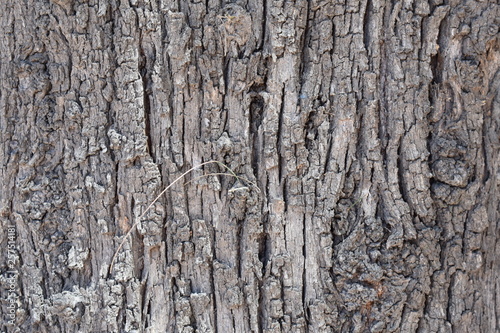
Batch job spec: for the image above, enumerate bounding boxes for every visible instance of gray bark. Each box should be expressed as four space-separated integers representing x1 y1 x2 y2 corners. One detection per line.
0 0 499 332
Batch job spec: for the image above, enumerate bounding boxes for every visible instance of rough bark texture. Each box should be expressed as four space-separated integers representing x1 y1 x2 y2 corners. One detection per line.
1 0 499 332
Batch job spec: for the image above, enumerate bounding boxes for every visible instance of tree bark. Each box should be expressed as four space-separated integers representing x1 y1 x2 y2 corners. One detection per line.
1 0 499 332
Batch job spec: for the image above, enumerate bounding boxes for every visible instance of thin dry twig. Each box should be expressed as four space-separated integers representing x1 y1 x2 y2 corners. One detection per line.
183 172 258 190
109 160 256 273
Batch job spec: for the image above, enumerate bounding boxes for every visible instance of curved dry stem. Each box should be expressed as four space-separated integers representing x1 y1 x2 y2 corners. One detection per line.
109 160 257 274
183 172 258 190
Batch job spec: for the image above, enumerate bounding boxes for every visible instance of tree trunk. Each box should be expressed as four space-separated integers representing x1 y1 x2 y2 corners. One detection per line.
1 0 499 332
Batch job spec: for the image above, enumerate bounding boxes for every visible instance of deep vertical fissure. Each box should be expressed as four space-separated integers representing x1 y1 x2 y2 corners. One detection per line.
277 85 285 182
259 0 268 51
363 0 372 52
138 38 155 163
